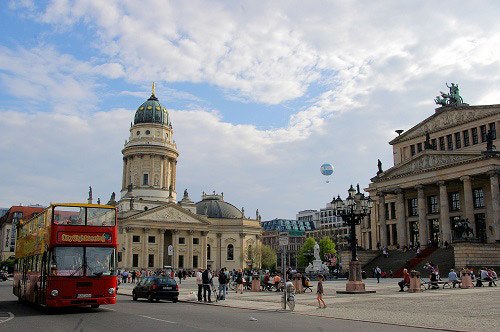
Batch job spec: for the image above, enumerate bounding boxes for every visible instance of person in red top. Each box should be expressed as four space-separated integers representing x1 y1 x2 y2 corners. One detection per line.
398 268 411 292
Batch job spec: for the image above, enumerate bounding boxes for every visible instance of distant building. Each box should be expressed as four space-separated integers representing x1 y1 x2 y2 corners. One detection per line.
0 205 44 261
261 219 315 269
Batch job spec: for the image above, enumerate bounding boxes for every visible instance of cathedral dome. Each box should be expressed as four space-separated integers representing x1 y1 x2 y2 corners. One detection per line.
195 193 242 219
134 85 170 125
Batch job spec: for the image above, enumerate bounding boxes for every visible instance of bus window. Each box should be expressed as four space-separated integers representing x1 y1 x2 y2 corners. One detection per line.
53 206 84 225
87 208 115 226
86 247 116 276
51 247 84 276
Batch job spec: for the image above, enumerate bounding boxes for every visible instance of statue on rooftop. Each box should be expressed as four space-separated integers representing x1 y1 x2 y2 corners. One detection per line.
435 82 465 106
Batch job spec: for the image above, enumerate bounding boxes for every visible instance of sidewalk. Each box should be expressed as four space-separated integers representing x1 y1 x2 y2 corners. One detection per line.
117 277 499 331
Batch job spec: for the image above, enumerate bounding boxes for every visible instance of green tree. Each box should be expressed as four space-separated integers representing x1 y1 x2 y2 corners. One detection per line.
260 244 277 270
298 237 317 267
319 236 336 260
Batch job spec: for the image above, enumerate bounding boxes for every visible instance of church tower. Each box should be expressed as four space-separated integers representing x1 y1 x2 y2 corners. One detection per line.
119 83 179 209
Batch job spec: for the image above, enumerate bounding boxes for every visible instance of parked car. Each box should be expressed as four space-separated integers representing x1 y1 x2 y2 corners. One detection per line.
132 275 179 303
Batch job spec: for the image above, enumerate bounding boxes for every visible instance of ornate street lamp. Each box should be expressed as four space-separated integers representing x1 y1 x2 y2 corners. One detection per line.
335 185 375 294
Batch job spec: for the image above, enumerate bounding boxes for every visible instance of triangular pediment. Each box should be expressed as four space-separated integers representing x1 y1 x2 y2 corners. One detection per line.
122 203 210 225
390 105 500 144
374 151 483 181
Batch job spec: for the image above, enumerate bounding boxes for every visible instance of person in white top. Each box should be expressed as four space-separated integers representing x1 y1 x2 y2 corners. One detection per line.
196 268 203 302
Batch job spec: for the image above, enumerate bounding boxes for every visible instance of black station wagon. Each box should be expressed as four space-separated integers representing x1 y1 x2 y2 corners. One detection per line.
132 276 179 303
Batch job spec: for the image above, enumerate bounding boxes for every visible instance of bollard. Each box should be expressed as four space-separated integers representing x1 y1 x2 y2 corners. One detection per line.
460 269 474 289
292 273 304 294
251 274 260 292
408 270 422 293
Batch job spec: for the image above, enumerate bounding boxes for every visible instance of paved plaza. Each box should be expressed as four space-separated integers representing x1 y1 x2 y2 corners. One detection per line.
118 277 499 332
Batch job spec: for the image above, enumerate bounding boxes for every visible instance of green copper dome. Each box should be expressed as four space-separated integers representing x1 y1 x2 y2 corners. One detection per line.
134 93 170 126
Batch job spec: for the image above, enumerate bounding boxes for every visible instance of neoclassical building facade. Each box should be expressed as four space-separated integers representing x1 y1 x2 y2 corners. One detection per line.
364 101 499 250
116 87 262 271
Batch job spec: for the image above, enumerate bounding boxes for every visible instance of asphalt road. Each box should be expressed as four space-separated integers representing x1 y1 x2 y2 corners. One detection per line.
0 282 436 332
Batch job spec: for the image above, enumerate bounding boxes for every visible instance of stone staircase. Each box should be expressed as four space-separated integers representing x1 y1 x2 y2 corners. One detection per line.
362 250 417 278
392 247 437 278
412 248 455 277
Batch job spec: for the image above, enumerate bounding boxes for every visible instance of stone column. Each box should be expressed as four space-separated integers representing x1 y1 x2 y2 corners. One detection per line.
378 193 387 247
240 232 245 270
396 189 407 247
172 230 179 269
416 185 429 247
125 227 133 268
461 176 476 236
122 157 127 190
158 228 164 268
143 227 150 268
172 161 177 191
489 171 500 242
216 232 222 271
201 231 208 269
187 230 194 269
438 181 452 245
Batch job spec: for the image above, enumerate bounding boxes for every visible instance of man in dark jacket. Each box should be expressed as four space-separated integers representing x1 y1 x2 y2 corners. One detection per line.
202 267 212 302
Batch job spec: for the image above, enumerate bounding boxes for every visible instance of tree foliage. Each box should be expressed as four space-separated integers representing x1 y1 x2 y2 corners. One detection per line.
260 244 277 270
319 236 336 259
297 237 317 267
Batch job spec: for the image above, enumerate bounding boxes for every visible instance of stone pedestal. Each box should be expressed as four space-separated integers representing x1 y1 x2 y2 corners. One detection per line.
408 270 422 293
251 276 260 292
337 260 376 294
460 271 474 289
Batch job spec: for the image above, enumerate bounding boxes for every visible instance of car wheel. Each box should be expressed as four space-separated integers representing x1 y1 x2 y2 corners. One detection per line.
148 294 154 303
91 304 100 309
132 292 138 301
172 298 178 303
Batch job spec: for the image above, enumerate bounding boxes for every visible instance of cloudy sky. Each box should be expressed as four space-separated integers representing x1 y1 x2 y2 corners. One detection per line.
1 0 499 219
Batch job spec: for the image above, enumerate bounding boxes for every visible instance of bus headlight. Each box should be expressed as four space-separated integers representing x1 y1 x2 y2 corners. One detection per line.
51 290 59 297
108 288 115 295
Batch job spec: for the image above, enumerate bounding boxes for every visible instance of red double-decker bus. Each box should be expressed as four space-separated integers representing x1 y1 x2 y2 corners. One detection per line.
13 203 118 308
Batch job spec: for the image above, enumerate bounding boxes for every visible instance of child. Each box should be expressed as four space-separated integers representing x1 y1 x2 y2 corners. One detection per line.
317 274 327 309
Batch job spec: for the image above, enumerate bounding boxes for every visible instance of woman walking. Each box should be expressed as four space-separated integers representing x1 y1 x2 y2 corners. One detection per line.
317 275 327 309
236 269 244 294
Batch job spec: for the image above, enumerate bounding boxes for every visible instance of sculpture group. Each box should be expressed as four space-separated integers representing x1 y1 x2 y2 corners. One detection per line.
434 83 465 106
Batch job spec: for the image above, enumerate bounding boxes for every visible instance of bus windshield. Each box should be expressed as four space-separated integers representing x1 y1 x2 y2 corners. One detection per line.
50 247 116 277
53 206 115 226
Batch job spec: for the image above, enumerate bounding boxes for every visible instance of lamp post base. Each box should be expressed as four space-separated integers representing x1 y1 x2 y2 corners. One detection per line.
336 260 376 294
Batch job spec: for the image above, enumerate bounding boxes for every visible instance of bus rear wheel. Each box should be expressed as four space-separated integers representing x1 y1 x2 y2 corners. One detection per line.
91 304 100 309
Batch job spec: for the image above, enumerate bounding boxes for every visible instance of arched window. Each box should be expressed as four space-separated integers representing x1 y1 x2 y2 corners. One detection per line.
207 244 211 261
227 244 234 261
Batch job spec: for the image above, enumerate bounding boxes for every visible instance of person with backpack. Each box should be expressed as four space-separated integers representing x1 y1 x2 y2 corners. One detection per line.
218 268 227 300
202 267 212 302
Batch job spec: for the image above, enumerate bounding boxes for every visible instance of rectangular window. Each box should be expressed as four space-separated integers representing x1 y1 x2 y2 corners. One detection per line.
148 236 156 243
193 238 200 245
117 252 122 262
431 138 437 149
449 192 460 211
143 173 149 186
385 203 390 220
417 142 422 153
178 255 184 268
132 254 139 267
463 130 470 147
480 125 487 142
472 127 479 144
133 235 140 243
193 255 198 268
410 145 416 156
455 132 461 149
390 202 396 220
446 134 453 150
148 254 154 267
473 189 485 208
427 195 439 214
489 122 497 139
178 237 185 244
439 137 445 150
408 198 418 217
